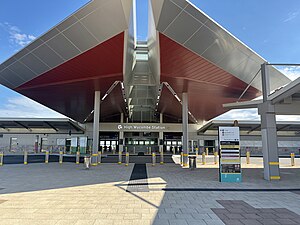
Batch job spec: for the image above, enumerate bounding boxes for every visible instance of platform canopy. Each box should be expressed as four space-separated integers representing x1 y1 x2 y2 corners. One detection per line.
0 118 85 134
0 0 290 123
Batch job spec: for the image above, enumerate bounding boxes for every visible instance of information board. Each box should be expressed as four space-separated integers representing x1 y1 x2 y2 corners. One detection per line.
218 127 242 182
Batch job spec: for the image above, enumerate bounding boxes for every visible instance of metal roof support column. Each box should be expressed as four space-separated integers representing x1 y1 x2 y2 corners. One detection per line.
119 113 124 153
182 93 189 167
260 63 280 181
92 91 100 166
159 113 163 153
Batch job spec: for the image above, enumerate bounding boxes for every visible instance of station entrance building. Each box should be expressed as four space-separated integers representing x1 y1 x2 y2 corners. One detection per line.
0 0 293 180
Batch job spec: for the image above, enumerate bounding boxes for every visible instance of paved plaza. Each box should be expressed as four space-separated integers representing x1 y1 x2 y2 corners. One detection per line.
0 161 300 225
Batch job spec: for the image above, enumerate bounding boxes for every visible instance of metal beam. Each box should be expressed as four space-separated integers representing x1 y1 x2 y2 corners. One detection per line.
14 121 31 131
44 121 58 131
68 121 81 132
247 124 261 134
277 124 290 132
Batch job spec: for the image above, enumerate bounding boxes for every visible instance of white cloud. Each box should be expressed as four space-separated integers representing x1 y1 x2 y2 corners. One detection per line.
283 11 299 22
214 109 260 121
0 22 36 47
214 108 300 122
0 96 67 118
278 66 300 81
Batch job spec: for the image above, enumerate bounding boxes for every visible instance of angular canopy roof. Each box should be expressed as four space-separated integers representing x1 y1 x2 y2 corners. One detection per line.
0 0 290 123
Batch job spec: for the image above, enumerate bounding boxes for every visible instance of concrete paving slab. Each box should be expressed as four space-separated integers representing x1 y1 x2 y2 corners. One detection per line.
0 162 299 224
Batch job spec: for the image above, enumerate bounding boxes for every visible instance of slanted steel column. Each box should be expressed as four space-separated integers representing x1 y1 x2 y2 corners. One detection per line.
182 93 189 167
260 63 280 180
91 91 100 166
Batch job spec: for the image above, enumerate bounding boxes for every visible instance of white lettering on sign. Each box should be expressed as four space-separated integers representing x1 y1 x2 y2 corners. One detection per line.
117 124 166 130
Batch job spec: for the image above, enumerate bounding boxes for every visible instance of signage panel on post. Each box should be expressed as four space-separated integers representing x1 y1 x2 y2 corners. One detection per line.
218 127 242 182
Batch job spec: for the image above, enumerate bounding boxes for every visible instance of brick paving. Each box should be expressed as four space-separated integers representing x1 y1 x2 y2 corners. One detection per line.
0 163 299 224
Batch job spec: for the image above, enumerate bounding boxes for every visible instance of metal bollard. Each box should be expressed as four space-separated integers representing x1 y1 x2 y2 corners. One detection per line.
125 152 129 166
202 152 206 165
214 151 218 164
0 151 3 166
98 152 101 164
291 153 295 166
172 147 175 155
24 150 28 165
180 152 183 166
118 151 122 164
160 151 164 164
84 156 90 169
205 147 209 156
59 151 63 164
76 151 80 164
113 148 116 155
246 151 250 164
45 150 49 164
152 152 156 166
149 147 152 155
189 156 196 170
91 154 98 166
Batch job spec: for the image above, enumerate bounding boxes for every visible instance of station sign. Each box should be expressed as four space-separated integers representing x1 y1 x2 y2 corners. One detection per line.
117 124 167 131
218 126 242 182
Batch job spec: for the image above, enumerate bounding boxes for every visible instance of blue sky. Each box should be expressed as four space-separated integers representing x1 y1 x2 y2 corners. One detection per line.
0 0 300 120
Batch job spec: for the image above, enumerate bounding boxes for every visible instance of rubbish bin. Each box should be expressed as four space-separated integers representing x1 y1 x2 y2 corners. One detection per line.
84 156 91 169
189 156 197 170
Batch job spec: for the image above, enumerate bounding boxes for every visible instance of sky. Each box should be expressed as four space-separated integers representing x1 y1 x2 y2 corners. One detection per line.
0 0 300 121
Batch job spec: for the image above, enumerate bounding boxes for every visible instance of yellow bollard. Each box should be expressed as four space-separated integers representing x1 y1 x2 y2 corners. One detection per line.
98 152 101 164
160 151 164 164
291 153 295 166
246 151 250 164
76 151 80 164
125 152 129 166
152 152 156 166
45 150 49 164
180 152 183 166
24 150 28 165
59 151 63 164
214 151 218 164
118 151 122 164
196 148 199 157
205 148 209 156
202 152 206 165
0 151 3 166
91 154 98 166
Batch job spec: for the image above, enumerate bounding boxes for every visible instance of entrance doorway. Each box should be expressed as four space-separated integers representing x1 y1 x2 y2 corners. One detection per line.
99 132 119 153
164 132 182 154
124 132 159 154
